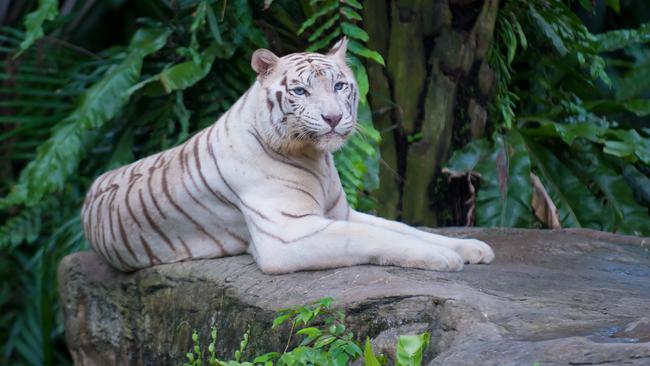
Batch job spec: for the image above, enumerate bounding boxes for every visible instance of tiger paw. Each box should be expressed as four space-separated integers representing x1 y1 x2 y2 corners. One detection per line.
452 238 495 264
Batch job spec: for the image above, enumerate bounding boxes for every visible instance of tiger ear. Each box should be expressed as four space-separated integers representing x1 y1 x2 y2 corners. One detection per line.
251 49 279 79
327 37 348 62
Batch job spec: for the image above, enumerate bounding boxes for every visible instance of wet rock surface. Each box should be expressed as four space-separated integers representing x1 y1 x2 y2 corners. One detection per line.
58 228 650 366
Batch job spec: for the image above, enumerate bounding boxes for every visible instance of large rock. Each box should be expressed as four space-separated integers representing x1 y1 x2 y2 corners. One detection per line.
58 228 650 366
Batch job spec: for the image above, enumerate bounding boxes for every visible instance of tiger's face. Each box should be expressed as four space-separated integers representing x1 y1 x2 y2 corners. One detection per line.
251 38 358 152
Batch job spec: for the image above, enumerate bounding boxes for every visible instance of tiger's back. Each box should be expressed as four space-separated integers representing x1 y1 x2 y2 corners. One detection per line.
82 126 250 271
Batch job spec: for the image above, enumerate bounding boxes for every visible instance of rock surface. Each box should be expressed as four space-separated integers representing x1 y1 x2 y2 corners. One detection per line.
58 228 650 366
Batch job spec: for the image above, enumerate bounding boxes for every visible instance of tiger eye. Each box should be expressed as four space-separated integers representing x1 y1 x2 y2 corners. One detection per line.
292 87 306 95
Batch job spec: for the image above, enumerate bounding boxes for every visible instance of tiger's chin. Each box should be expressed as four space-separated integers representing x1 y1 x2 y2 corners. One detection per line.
313 132 348 152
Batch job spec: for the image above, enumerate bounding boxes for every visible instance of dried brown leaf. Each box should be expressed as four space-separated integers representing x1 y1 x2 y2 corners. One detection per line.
530 172 561 229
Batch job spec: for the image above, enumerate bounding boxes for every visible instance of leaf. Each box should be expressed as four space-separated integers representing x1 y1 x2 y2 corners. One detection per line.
528 5 568 56
585 99 650 117
621 99 650 117
565 144 650 236
0 198 57 250
205 2 224 44
347 40 385 66
444 139 492 174
520 120 650 164
341 22 369 42
0 27 170 209
340 7 362 21
363 339 381 366
605 129 650 164
530 173 561 229
296 327 322 337
16 0 59 57
342 0 362 9
621 163 650 206
523 135 604 229
253 352 280 363
298 2 338 35
272 314 290 328
595 21 650 52
474 130 534 227
307 14 340 43
140 43 221 94
314 335 336 348
396 333 429 366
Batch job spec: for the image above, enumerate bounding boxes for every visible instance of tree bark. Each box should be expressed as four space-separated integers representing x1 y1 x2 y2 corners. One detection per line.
364 0 499 226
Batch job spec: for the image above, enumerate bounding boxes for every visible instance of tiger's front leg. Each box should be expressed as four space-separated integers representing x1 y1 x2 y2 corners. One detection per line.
242 204 465 274
348 210 495 265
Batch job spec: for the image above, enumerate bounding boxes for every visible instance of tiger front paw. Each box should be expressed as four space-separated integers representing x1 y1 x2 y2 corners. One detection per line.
452 238 495 264
406 246 464 272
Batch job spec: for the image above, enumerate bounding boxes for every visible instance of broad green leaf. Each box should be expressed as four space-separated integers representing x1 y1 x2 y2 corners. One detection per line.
605 129 650 164
363 339 381 366
444 138 492 173
523 135 604 229
475 131 534 227
16 0 59 57
565 144 649 236
396 333 429 366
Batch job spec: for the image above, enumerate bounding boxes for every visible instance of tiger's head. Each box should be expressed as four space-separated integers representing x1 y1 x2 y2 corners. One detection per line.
251 38 358 152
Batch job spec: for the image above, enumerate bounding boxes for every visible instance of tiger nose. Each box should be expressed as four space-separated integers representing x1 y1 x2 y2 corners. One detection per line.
321 113 342 128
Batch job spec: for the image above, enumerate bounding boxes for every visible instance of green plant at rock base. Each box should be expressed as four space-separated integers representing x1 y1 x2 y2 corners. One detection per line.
181 298 429 366
0 1 382 365
445 0 650 236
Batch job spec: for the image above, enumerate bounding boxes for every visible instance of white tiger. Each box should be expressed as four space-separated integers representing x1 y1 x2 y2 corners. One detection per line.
81 38 494 274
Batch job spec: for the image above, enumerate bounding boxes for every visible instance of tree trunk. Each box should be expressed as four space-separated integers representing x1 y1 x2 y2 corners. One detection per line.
363 0 499 226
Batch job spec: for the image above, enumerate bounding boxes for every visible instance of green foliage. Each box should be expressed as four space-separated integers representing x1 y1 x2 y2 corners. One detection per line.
0 1 383 365
181 298 429 366
1 27 171 209
451 0 650 235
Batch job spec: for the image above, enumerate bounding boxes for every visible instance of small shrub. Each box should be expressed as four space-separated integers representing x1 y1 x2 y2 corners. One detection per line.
181 298 429 366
